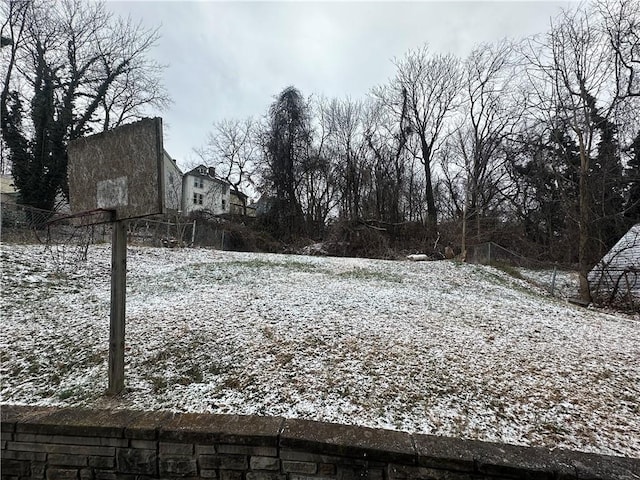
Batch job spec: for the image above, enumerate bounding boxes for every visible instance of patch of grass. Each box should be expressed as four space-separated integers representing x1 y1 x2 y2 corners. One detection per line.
46 271 69 281
58 388 76 400
208 361 228 375
177 370 203 385
0 350 11 366
227 259 318 273
261 326 275 341
149 375 168 393
85 351 104 367
475 264 537 297
222 376 242 390
227 259 281 269
276 352 295 366
337 268 403 283
49 373 61 386
27 362 40 374
142 339 232 391
489 261 525 280
540 422 571 435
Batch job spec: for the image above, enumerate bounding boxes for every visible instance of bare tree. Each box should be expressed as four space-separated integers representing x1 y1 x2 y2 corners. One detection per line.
597 0 640 100
0 0 28 175
197 117 258 216
1 0 170 212
522 4 623 301
377 45 462 231
456 41 523 250
319 96 369 221
362 92 411 225
293 96 340 237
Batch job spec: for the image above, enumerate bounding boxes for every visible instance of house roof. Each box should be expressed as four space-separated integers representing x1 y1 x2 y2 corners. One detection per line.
590 224 640 273
185 166 253 199
588 223 640 303
184 165 228 186
163 149 183 175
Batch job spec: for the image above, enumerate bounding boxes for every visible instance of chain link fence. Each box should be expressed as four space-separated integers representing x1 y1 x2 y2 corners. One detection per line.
465 241 552 268
1 202 195 247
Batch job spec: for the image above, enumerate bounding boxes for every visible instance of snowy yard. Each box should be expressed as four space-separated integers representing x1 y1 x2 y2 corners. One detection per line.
1 243 638 458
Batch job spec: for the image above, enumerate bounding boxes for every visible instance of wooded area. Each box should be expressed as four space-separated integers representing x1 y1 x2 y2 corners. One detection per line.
2 0 639 302
199 0 639 302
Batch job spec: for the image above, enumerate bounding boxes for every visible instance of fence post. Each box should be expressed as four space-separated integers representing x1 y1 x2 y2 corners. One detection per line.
191 220 196 245
550 264 558 297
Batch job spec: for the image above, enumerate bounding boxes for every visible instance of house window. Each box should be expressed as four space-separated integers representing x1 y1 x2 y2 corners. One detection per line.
194 178 203 189
222 199 226 209
193 193 203 205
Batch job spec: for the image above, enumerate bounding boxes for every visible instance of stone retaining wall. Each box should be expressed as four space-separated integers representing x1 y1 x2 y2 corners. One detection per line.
1 405 638 480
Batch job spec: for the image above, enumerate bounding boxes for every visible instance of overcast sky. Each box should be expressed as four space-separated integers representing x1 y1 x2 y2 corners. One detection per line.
104 1 574 171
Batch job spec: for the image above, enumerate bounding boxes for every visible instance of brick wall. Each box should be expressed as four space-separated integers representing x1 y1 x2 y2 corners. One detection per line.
1 405 638 480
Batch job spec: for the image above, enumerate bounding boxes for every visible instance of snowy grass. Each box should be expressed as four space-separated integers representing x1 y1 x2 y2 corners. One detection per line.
1 243 638 458
517 266 581 300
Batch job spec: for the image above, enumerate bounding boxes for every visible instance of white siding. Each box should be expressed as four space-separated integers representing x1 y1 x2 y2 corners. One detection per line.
163 151 183 213
182 168 230 216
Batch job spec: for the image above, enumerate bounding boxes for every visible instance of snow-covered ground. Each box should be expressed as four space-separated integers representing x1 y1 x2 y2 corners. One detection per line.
1 243 638 458
517 267 581 300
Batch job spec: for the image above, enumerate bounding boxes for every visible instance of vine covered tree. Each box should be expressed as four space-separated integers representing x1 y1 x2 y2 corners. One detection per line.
197 117 258 216
260 86 312 238
0 0 170 214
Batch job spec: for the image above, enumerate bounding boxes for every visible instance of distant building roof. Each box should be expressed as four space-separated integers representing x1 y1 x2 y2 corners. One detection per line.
163 149 183 175
184 165 229 186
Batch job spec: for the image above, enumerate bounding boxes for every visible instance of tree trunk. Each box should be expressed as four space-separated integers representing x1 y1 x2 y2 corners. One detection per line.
578 147 592 303
420 138 438 232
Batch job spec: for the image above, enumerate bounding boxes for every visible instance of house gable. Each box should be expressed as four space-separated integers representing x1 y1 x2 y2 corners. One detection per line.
588 223 640 307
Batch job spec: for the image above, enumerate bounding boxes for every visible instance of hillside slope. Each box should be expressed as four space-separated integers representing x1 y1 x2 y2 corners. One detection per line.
1 244 638 457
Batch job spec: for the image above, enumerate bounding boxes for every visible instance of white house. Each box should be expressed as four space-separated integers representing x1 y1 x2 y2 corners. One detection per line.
588 223 640 308
163 150 183 214
182 165 230 216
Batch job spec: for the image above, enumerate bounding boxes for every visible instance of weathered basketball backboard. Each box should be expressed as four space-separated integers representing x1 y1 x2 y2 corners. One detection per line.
67 117 166 394
68 117 165 222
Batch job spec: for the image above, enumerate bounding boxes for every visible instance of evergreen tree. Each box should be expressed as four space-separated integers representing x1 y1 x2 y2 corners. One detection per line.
625 131 640 223
591 116 626 256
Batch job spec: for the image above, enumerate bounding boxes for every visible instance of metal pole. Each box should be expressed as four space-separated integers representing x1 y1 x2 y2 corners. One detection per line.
108 219 127 394
461 203 467 259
